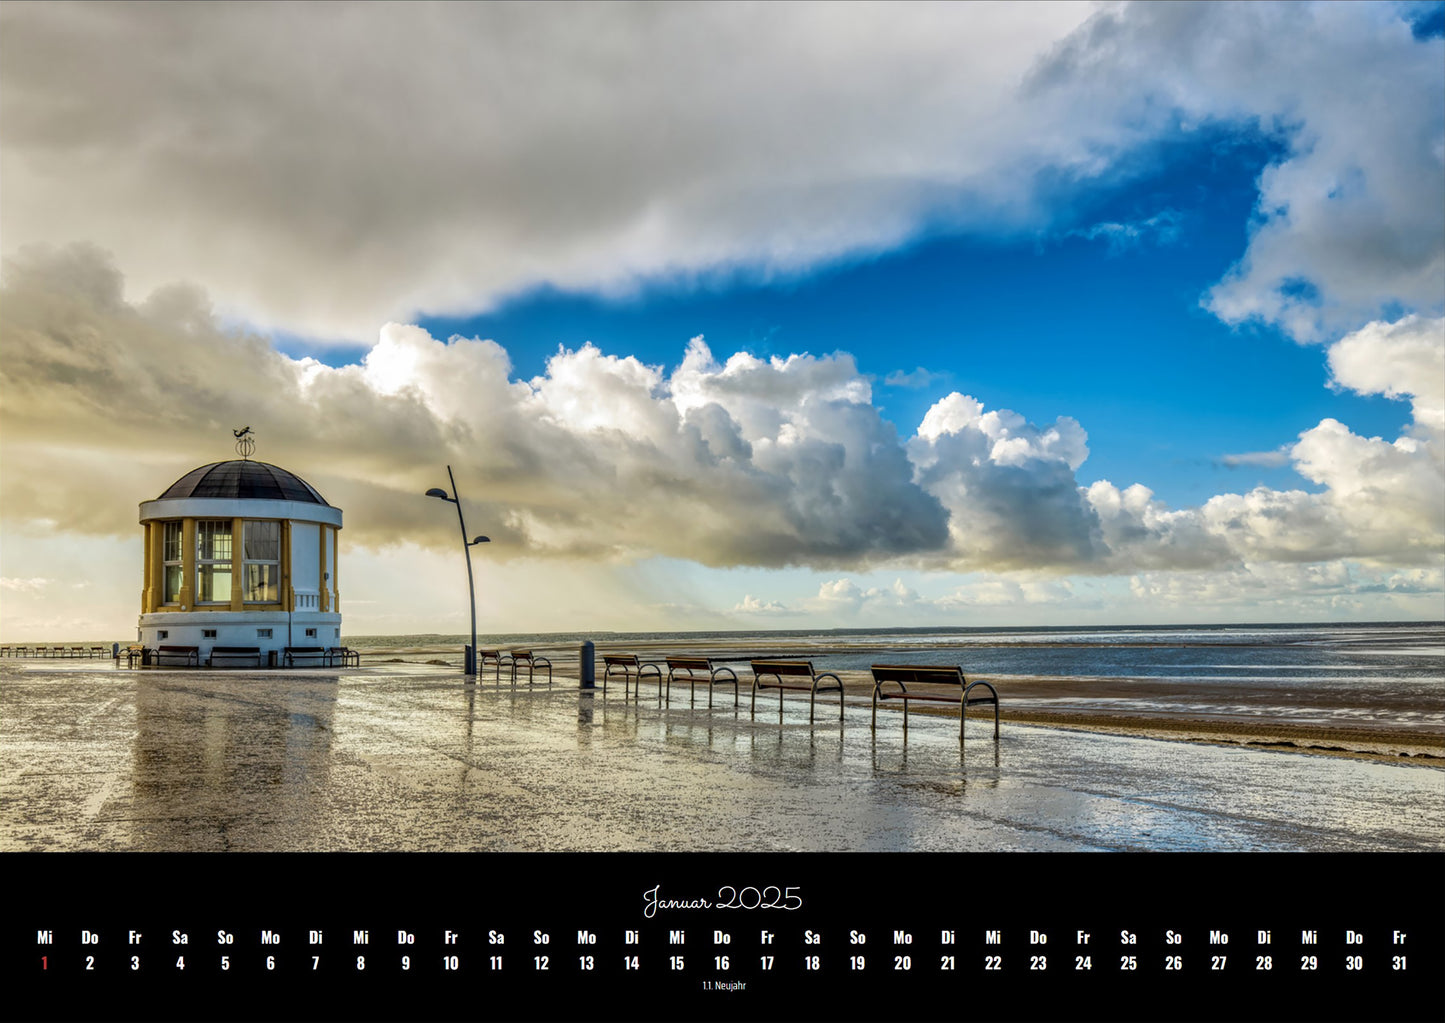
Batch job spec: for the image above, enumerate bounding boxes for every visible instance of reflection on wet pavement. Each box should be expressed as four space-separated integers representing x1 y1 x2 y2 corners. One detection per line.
2 664 1441 852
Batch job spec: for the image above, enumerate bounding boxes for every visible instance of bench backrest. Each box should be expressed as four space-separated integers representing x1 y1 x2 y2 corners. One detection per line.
477 649 501 658
751 659 816 677
511 649 535 660
158 645 198 653
214 647 262 653
870 664 966 686
285 647 325 653
666 656 711 670
604 654 640 666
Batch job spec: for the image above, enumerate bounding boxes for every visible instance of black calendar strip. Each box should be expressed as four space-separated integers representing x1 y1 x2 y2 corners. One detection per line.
8 853 1442 1023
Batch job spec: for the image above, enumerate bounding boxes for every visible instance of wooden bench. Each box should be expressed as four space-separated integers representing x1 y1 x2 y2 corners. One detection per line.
328 646 361 667
664 656 739 709
508 649 553 689
477 649 505 684
603 653 662 700
211 646 263 667
750 660 844 724
869 664 999 746
283 646 327 667
125 645 146 669
155 645 200 666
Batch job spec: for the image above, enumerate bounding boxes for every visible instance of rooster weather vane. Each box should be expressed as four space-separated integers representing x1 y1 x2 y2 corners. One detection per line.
233 426 255 460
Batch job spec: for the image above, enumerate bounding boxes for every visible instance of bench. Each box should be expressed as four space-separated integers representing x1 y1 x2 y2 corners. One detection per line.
88 646 106 659
283 646 327 667
477 649 505 684
211 646 263 668
125 645 146 669
155 645 200 666
328 646 361 667
664 656 740 709
750 660 845 724
603 653 662 699
869 664 999 746
508 649 553 689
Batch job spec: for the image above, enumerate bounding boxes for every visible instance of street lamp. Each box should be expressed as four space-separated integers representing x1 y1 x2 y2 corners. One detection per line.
426 465 490 677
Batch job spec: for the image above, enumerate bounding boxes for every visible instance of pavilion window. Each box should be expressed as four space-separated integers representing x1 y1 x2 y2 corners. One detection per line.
162 521 183 602
195 520 233 603
242 520 280 602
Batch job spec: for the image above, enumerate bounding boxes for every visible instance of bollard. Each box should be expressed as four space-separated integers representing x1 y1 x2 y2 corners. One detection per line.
464 644 476 678
580 640 595 690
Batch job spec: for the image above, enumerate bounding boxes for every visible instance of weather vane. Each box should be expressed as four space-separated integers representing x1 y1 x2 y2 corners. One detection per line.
233 426 255 460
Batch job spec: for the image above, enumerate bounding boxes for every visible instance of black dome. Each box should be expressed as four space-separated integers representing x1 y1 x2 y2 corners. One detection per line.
158 461 330 505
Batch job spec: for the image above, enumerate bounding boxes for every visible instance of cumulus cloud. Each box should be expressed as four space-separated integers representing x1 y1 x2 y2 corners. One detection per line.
0 245 949 568
2 248 1439 589
1081 316 1445 571
0 2 1093 338
1326 315 1445 433
4 4 1435 342
733 595 795 616
909 393 1098 569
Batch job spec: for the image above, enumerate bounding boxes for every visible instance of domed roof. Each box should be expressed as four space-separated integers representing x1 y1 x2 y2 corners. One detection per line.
157 460 331 505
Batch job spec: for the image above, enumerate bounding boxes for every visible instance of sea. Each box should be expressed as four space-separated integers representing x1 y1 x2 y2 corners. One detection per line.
335 621 1445 728
9 621 1442 731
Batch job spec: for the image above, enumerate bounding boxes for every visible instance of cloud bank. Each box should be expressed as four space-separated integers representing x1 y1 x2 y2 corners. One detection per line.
2 3 1438 339
3 247 1440 586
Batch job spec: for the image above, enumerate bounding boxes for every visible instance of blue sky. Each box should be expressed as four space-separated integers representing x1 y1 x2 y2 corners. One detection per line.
1 2 1441 637
407 128 1407 511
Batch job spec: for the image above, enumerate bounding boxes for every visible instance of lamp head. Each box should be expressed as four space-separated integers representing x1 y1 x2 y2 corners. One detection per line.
425 488 451 500
470 536 490 545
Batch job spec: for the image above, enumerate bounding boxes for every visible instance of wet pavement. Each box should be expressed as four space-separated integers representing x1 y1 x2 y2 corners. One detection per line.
2 663 1442 852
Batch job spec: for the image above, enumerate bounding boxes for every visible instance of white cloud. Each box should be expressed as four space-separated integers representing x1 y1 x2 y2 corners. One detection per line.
732 594 795 616
5 4 1434 344
0 246 950 568
884 367 947 389
910 393 1097 568
2 249 1439 603
0 3 1094 339
1218 450 1291 469
1032 2 1444 341
1327 315 1445 433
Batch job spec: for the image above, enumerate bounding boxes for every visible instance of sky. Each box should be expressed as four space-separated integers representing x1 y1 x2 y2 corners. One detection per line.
1 1 1442 640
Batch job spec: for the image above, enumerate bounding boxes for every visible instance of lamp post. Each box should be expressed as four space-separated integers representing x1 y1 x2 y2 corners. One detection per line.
426 466 490 678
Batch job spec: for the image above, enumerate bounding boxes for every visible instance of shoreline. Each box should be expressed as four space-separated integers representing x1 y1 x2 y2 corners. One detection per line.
6 654 1440 766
